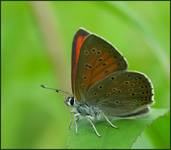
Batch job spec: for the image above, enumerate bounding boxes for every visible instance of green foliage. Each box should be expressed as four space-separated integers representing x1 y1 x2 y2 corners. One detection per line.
2 1 170 149
66 109 168 149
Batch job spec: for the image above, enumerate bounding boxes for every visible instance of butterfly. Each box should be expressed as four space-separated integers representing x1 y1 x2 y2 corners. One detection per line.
42 28 154 137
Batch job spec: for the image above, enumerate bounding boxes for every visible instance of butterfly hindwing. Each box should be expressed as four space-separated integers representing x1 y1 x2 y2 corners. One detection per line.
74 33 128 100
85 71 153 117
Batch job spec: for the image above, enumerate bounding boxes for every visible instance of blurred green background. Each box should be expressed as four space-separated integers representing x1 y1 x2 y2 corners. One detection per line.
1 1 170 149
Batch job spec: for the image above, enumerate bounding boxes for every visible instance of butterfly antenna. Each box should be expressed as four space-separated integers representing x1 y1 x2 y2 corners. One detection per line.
40 84 72 96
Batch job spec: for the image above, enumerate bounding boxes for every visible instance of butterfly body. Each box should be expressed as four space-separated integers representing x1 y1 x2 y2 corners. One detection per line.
65 97 103 121
66 28 154 137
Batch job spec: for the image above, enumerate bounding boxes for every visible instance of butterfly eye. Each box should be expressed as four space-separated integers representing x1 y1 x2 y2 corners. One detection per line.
65 97 75 106
69 97 75 106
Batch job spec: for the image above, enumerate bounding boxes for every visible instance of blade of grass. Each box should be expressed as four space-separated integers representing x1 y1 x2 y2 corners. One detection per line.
98 2 169 78
31 1 70 91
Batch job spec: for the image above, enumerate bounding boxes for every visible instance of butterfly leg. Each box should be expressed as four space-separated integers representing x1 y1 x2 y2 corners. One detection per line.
69 111 73 130
74 117 78 134
73 113 80 134
86 116 101 137
102 113 118 128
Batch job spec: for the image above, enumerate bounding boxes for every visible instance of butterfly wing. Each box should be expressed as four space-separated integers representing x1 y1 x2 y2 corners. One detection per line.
73 32 128 100
85 71 154 117
72 28 90 96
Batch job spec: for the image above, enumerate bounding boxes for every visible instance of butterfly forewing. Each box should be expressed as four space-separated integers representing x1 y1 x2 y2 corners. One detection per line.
74 34 128 100
85 71 153 117
72 29 89 96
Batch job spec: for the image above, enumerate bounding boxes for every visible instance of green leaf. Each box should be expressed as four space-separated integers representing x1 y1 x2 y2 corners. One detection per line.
66 108 168 149
132 112 170 148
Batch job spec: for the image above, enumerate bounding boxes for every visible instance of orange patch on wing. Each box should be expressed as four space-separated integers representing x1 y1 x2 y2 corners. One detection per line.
72 35 87 99
75 36 87 66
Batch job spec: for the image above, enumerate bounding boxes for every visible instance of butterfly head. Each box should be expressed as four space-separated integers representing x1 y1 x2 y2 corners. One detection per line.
65 96 76 107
